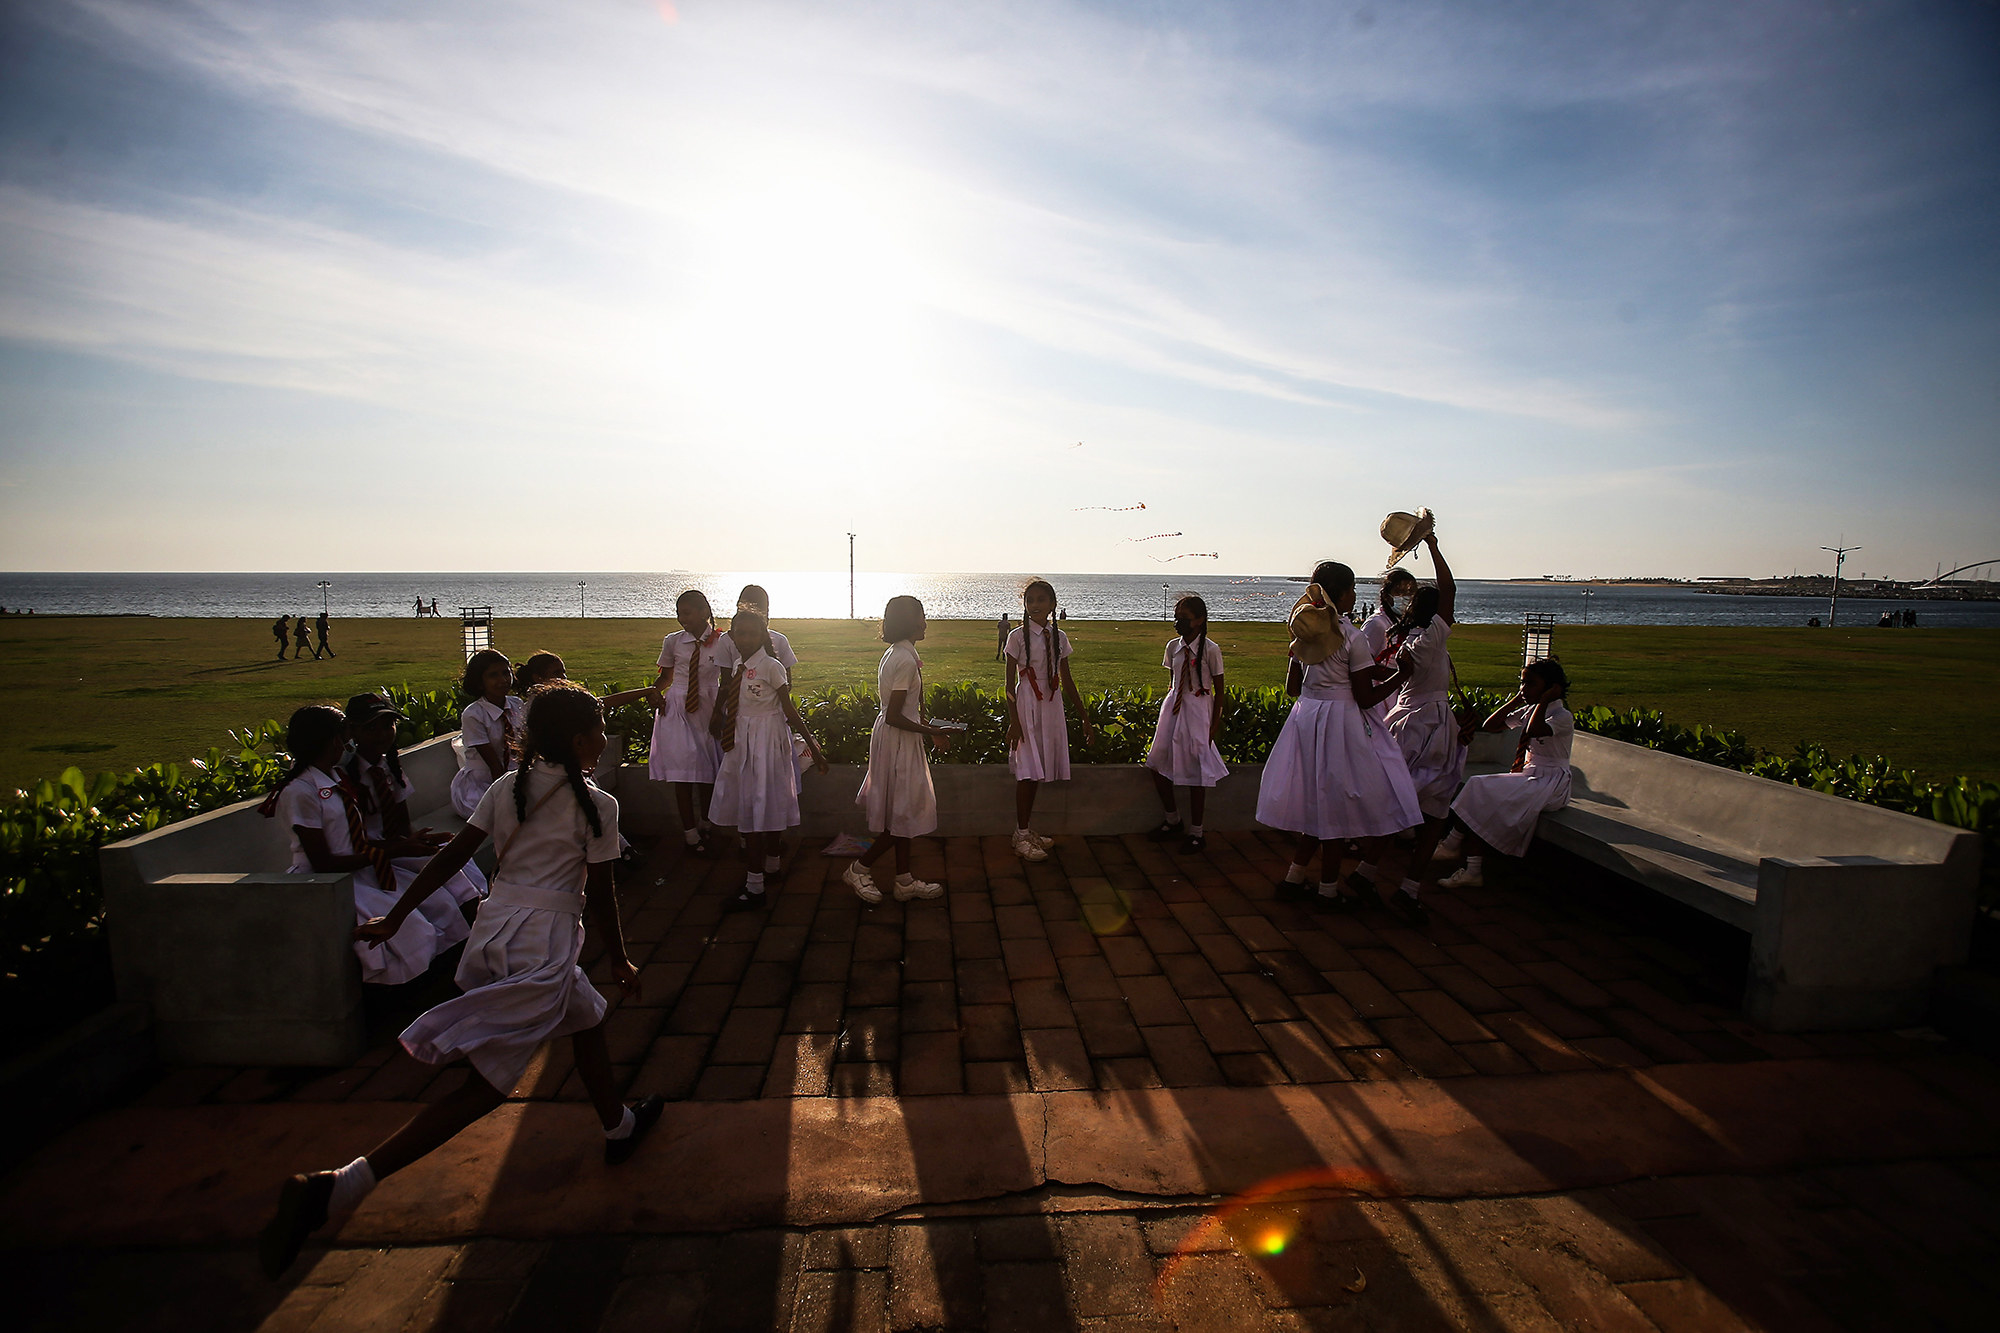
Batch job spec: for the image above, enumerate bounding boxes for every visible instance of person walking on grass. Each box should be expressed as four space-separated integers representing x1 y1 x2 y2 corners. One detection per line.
315 610 334 659
291 615 312 661
273 614 291 660
259 683 664 1278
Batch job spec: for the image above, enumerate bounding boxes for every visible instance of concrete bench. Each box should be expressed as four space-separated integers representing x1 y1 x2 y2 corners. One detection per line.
1527 733 1980 1032
101 734 470 1067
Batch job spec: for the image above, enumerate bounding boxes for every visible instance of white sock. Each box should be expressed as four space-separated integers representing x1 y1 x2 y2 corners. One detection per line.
1188 824 1203 837
327 1156 377 1218
764 855 781 873
683 828 700 846
1399 879 1421 899
1015 827 1030 840
604 1105 636 1141
897 872 916 885
1316 881 1343 899
1284 863 1308 884
1163 811 1183 826
744 872 765 895
1464 855 1484 874
1355 862 1378 882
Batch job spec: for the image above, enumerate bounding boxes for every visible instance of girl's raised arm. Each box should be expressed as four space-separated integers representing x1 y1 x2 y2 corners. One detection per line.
1426 534 1457 624
355 825 484 943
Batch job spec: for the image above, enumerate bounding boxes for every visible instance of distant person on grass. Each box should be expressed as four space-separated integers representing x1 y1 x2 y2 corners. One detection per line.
996 612 1010 660
430 598 440 617
272 614 290 660
414 596 425 618
315 610 334 659
260 683 664 1278
291 615 311 661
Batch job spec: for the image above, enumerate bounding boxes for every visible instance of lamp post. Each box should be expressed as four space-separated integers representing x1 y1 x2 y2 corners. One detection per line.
1580 588 1593 624
1821 541 1860 627
1162 583 1169 618
316 580 330 615
847 532 857 620
577 580 587 618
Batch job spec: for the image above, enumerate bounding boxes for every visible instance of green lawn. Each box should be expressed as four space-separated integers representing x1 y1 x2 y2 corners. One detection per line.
1 616 1995 791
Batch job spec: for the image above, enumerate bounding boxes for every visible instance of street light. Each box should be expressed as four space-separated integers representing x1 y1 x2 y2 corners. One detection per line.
1162 583 1170 618
316 580 331 615
1580 588 1593 624
577 580 587 618
848 533 857 619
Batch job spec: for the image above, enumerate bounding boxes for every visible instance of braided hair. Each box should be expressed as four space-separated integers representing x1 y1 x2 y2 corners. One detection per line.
261 705 347 816
1171 594 1211 694
510 680 605 837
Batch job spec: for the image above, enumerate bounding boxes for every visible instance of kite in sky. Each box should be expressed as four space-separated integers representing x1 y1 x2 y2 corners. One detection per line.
1073 503 1146 512
1149 552 1221 562
1124 532 1182 542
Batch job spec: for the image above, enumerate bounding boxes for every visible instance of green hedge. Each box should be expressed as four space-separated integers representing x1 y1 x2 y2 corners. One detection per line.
4 679 1994 1054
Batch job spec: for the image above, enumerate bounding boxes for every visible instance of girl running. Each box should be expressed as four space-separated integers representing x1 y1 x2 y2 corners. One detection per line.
1144 594 1227 853
1437 659 1573 889
450 650 525 820
260 683 663 1277
846 596 952 904
1003 579 1093 861
708 610 826 912
1256 561 1422 908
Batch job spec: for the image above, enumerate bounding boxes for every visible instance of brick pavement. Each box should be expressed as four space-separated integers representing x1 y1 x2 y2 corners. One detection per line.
9 832 2000 1330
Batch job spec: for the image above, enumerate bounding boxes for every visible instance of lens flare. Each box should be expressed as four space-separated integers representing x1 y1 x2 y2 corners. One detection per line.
1153 1166 1397 1300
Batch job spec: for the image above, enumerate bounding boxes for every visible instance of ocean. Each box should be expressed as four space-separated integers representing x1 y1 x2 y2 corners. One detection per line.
2 571 1996 629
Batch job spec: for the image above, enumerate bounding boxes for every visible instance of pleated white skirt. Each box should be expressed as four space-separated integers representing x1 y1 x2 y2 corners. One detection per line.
1254 694 1422 840
709 713 802 833
1145 693 1228 788
1452 766 1572 858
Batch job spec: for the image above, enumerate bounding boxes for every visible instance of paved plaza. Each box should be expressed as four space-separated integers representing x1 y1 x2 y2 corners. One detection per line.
7 831 2000 1330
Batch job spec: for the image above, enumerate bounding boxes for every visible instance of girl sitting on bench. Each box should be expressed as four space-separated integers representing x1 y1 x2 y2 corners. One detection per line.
1437 659 1573 889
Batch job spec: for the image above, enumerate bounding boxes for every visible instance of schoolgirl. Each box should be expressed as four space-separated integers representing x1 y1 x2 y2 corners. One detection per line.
711 585 809 797
1256 561 1423 908
1376 531 1460 921
1362 567 1419 665
514 652 657 864
845 596 952 904
708 610 827 912
1437 659 1573 888
1003 579 1094 861
261 706 469 986
260 683 664 1278
341 693 488 913
650 590 729 855
1144 594 1227 853
450 650 525 820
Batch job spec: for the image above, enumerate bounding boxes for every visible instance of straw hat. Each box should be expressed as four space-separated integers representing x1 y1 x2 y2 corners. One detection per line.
1287 588 1343 665
1380 508 1435 569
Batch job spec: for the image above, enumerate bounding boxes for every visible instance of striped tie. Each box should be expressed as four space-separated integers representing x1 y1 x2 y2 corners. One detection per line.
719 666 744 752
334 775 398 891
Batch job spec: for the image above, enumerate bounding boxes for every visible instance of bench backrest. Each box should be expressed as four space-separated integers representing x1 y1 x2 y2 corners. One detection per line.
1568 733 1964 863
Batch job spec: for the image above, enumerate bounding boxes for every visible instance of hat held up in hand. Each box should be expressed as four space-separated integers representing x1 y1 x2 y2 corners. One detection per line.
1287 587 1344 666
1380 508 1435 570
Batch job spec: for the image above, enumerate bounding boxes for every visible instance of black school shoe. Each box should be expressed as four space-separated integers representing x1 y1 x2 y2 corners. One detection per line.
1386 892 1430 926
686 833 716 858
260 1171 335 1278
1275 879 1313 902
605 1095 667 1166
1178 834 1207 854
722 887 767 914
1146 821 1185 842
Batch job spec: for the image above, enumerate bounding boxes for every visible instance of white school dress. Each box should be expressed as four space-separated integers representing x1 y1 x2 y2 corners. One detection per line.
1360 608 1399 725
1004 621 1073 783
278 767 469 986
1254 632 1422 840
451 696 526 820
400 764 621 1093
708 649 801 834
347 751 488 908
1452 700 1574 857
649 628 727 783
856 641 937 838
1145 636 1228 788
1381 619 1465 820
714 630 809 792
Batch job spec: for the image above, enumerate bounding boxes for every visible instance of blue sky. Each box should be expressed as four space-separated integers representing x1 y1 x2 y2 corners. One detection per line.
1 0 1995 580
